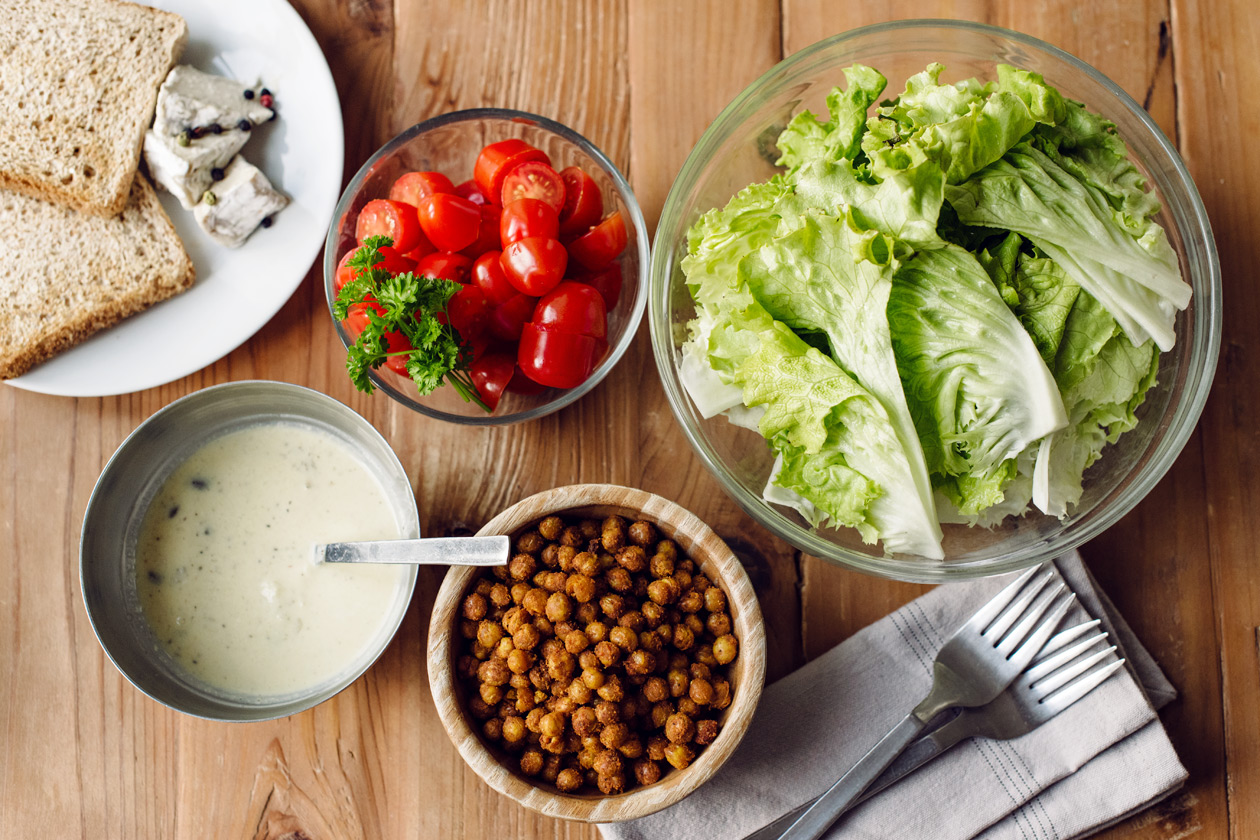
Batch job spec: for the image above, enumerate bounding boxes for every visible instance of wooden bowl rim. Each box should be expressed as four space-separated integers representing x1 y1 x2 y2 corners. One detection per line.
427 483 767 823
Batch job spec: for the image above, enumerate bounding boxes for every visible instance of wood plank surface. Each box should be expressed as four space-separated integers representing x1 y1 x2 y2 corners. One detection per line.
0 0 1255 838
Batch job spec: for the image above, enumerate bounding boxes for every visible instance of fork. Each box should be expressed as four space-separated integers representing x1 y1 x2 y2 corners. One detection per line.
744 619 1124 840
775 564 1074 840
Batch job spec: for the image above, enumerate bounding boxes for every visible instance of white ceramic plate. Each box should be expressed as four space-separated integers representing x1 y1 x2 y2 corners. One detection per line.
7 0 343 397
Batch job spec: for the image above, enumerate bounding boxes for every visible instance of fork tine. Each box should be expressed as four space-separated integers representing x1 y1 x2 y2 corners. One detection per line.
966 565 1043 632
1039 658 1126 714
1003 591 1075 669
1032 645 1118 696
1033 618 1102 662
1024 632 1109 684
984 569 1055 641
995 583 1067 658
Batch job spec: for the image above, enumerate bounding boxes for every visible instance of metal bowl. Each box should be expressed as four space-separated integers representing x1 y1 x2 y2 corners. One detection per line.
79 381 419 721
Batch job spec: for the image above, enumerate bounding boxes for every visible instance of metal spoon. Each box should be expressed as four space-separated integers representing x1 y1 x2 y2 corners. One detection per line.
314 535 510 566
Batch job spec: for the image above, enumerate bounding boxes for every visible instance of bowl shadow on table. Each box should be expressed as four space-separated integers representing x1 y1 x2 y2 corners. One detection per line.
426 484 767 823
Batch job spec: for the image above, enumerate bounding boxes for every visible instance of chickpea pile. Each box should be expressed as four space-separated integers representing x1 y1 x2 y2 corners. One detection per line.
456 513 740 796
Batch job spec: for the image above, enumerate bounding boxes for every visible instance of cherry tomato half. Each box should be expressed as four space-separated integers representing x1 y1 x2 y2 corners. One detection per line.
470 352 517 411
416 251 473 285
355 199 422 254
568 264 622 310
500 198 559 246
474 139 550 203
533 281 607 339
416 193 482 253
381 329 415 376
558 166 604 235
447 285 489 341
500 161 565 213
517 324 601 389
334 245 415 292
487 293 537 342
389 171 454 206
567 211 628 270
472 251 517 306
500 236 567 296
454 178 491 206
459 203 502 259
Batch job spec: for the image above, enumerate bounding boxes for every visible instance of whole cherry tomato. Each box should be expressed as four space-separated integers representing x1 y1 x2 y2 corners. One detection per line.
447 285 489 340
470 352 517 411
500 198 559 246
558 166 603 235
517 324 601 389
500 236 567 296
381 329 415 376
461 203 503 258
533 281 607 339
389 171 455 206
568 264 622 310
500 161 565 212
486 293 538 342
355 199 422 253
472 251 517 306
416 193 481 252
474 139 550 202
454 178 491 205
415 251 473 285
567 211 628 270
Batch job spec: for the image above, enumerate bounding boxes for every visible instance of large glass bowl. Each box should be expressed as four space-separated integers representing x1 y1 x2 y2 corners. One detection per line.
324 109 648 425
650 21 1221 582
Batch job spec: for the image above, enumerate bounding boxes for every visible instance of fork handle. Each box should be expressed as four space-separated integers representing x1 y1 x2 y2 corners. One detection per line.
775 713 926 840
855 715 970 803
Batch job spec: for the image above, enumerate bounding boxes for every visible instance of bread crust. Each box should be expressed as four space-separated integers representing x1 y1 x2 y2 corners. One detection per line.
0 174 195 380
0 0 187 216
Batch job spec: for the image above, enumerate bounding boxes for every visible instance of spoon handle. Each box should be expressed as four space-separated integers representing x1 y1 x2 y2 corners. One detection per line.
316 536 510 566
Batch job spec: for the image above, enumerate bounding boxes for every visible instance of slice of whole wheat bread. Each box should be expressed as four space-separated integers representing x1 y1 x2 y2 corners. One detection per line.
0 0 187 216
0 174 195 379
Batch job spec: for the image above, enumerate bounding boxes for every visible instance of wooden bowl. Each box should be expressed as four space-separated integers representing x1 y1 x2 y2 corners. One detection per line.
427 483 766 823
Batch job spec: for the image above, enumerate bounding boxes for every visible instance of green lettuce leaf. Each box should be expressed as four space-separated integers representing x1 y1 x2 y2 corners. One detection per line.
775 64 887 174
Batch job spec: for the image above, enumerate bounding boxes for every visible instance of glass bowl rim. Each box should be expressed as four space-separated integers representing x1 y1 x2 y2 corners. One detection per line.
324 107 650 426
649 19 1222 582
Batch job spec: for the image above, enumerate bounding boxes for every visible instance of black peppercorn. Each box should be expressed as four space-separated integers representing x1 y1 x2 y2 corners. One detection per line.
260 216 273 229
207 123 222 135
237 119 252 132
259 87 271 97
210 167 224 182
243 89 255 100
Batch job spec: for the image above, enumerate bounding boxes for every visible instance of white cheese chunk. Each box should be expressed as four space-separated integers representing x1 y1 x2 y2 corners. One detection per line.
152 66 273 138
143 129 248 208
193 156 289 248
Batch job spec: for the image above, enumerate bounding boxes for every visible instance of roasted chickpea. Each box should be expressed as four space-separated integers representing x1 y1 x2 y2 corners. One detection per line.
643 676 669 704
618 610 646 633
540 571 567 593
540 543 561 569
517 531 545 555
563 629 590 655
650 701 674 729
596 674 624 702
572 706 600 737
460 620 478 641
615 545 648 573
578 650 599 671
596 770 625 795
712 678 732 710
641 600 665 628
512 623 541 651
475 621 503 650
628 520 656 548
646 734 668 762
608 625 639 652
677 557 694 574
480 683 505 706
665 712 696 744
601 516 627 552
457 654 479 680
695 644 718 667
521 587 548 617
461 592 488 621
677 590 704 614
600 593 627 620
707 611 733 637
634 758 662 785
469 696 494 720
580 666 605 690
639 630 664 654
684 613 705 636
678 697 700 717
695 719 720 746
482 717 504 741
605 566 633 593
647 578 680 605
599 722 630 750
575 601 599 624
713 634 738 665
494 636 515 660
541 754 563 782
594 700 620 726
592 747 622 777
673 624 696 651
649 553 675 579
619 735 645 759
502 715 527 744
539 710 566 739
556 544 577 569
560 526 585 548
565 574 596 603
545 649 576 683
538 515 564 541
704 585 726 612
515 690 538 714
502 606 527 637
520 748 545 776
545 591 573 623
508 553 537 582
555 767 583 792
594 640 621 668
478 659 510 687
567 679 593 705
664 742 695 770
625 649 656 677
655 540 678 563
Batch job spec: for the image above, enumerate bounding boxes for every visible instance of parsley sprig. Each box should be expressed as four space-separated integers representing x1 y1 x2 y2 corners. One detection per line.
334 235 490 412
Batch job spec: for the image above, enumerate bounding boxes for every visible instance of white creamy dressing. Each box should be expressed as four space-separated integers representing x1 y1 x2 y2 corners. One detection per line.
134 422 410 700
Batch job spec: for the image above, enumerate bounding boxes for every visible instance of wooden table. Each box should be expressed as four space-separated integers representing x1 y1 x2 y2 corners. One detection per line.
2 1 1254 837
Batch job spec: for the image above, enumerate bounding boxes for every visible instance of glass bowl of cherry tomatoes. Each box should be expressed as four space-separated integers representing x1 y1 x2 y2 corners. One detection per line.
323 108 649 424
